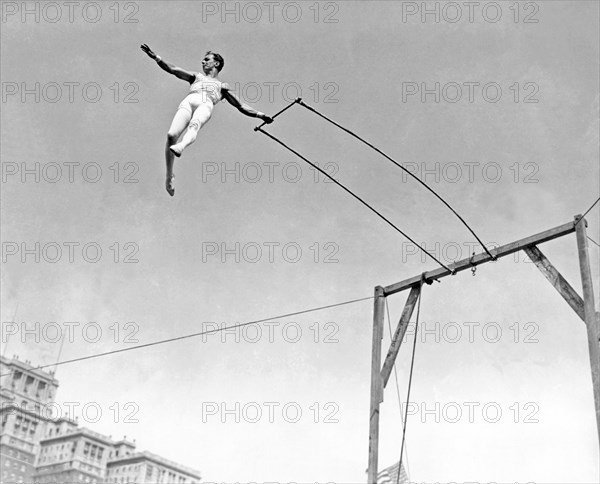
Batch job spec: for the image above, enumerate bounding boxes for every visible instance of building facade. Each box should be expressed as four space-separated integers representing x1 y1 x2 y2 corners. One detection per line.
106 451 202 484
0 355 59 484
0 355 201 484
34 419 114 484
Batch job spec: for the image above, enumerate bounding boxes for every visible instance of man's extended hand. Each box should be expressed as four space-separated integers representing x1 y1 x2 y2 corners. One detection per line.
140 44 157 60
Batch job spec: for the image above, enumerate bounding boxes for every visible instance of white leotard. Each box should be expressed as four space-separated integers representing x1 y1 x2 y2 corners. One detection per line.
188 72 223 105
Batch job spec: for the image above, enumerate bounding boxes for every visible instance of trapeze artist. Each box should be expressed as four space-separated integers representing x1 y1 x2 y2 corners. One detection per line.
141 44 273 196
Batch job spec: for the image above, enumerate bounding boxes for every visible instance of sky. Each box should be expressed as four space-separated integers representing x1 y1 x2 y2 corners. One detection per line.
1 1 599 482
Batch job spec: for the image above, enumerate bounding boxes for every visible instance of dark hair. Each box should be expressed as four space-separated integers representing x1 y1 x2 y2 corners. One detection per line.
206 51 224 72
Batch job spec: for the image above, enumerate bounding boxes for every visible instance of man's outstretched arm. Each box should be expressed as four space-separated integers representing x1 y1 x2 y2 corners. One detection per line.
222 85 273 122
140 44 195 83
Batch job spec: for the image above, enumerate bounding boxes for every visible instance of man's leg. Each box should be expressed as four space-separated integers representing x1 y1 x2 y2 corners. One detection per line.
165 107 192 195
170 103 213 156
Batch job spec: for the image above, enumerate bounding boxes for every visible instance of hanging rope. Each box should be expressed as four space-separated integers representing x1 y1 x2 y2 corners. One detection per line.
385 299 411 481
255 126 453 273
295 99 496 261
397 275 424 484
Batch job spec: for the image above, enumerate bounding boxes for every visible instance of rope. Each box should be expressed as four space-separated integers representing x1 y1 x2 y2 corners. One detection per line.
397 276 424 484
0 295 373 377
255 127 453 273
385 299 411 481
587 235 600 248
576 196 600 226
296 100 496 261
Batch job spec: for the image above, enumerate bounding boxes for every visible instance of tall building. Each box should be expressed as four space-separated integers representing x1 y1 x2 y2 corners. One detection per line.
34 418 115 484
0 355 59 484
106 449 202 484
0 355 201 484
34 424 202 484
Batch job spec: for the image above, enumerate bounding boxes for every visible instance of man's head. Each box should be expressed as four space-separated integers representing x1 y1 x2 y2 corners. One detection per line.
203 51 224 73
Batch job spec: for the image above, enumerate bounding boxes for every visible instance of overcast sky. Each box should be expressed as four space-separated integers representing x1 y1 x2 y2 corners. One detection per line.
1 1 599 482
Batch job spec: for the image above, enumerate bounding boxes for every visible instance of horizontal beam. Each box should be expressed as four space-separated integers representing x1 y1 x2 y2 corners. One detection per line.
384 219 578 296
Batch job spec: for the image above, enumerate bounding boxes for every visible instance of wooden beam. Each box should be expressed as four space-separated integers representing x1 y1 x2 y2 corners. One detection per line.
384 220 577 296
381 285 421 388
524 245 585 322
575 215 600 445
367 286 386 484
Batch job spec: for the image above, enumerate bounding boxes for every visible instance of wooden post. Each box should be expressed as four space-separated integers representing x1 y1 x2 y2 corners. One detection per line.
370 216 599 471
367 286 385 483
574 215 600 444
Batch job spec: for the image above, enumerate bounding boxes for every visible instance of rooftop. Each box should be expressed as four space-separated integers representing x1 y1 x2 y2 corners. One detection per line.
107 451 201 478
0 354 59 384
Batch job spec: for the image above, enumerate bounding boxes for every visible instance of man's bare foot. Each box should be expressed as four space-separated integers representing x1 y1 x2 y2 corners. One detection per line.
169 144 183 158
166 174 175 196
